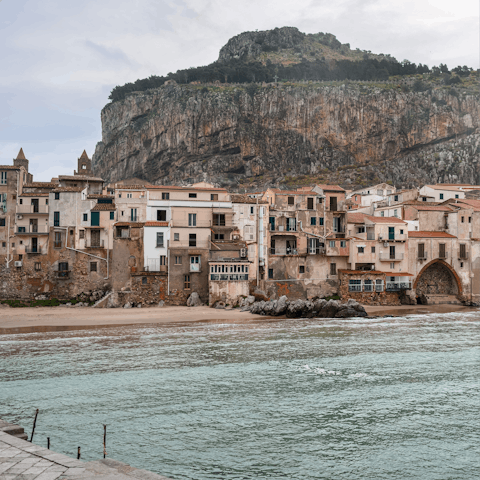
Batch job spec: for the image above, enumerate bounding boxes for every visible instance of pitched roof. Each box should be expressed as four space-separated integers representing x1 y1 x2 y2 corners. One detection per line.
230 194 268 204
52 187 84 193
410 205 454 211
23 182 58 189
408 231 456 238
79 150 90 160
347 212 367 223
314 184 345 192
87 194 114 199
147 185 227 192
144 221 169 227
18 193 49 197
0 165 22 170
58 175 104 182
455 199 480 208
423 185 465 192
364 215 406 224
16 148 26 160
91 203 116 211
114 222 144 227
269 188 318 195
339 270 414 276
115 185 147 190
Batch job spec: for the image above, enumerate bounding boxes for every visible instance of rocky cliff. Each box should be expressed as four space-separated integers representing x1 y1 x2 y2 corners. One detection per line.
93 81 480 189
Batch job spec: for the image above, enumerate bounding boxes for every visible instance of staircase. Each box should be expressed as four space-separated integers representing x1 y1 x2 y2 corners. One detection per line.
0 418 28 440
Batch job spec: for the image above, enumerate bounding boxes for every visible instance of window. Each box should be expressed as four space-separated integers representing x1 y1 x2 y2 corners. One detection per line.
189 193 197 198
110 211 114 220
19 199 23 205
54 211 60 227
268 268 273 279
329 240 335 247
0 172 6 184
1 242 5 247
188 213 196 226
455 194 459 199
393 209 398 217
157 210 167 221
118 193 122 198
160 256 167 265
394 195 398 202
250 206 254 215
83 213 88 222
319 217 324 226
288 196 294 205
381 211 385 217
18 254 23 260
330 263 337 276
211 194 218 201
348 280 362 292
142 277 148 285
190 256 200 272
299 265 305 274
214 233 224 240
0 219 5 227
54 232 62 248
90 262 97 272
11 243 15 247
174 233 179 241
340 241 346 248
461 216 464 223
460 244 467 259
400 229 404 234
162 192 169 200
307 198 314 210
357 246 364 253
130 208 137 222
58 262 68 272
440 193 444 200
156 232 164 247
79 230 85 239
439 243 446 258
310 217 316 226
468 217 472 223
175 256 182 265
213 214 225 226
184 274 191 289
82 165 86 170
418 243 425 259
54 192 60 200
189 234 196 247
127 193 132 198
460 262 464 268
18 227 25 233
34 262 41 271
371 246 376 253
390 263 395 270
422 197 427 202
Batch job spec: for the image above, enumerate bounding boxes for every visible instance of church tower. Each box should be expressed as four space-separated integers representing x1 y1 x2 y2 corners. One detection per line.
75 150 93 176
13 148 29 172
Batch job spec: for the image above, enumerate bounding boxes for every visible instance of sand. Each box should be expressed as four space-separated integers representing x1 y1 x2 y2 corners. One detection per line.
0 303 473 335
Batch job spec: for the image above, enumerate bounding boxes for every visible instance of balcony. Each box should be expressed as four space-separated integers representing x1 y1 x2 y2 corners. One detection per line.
386 281 412 291
25 246 43 254
458 250 469 260
17 205 49 214
145 258 167 273
381 233 407 242
55 269 71 278
379 253 404 262
210 274 249 281
308 247 326 255
85 239 105 249
270 248 308 256
16 225 48 234
170 241 210 249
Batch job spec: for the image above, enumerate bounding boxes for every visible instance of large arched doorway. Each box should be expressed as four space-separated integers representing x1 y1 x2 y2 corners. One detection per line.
414 260 462 298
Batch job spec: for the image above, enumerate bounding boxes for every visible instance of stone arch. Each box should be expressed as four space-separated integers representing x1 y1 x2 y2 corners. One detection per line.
413 259 463 296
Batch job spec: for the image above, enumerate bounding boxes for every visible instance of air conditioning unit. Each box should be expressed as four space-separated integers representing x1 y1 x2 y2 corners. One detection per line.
240 248 247 258
259 258 265 266
14 261 22 267
383 242 389 247
17 215 23 220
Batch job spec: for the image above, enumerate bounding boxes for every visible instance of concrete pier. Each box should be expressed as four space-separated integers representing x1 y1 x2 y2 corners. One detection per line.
0 429 173 479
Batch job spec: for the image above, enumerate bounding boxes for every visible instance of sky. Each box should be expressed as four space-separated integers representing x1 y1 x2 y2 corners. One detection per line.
0 0 478 181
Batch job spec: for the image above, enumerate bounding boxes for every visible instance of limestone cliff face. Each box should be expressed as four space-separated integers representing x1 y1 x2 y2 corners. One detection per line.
92 83 480 189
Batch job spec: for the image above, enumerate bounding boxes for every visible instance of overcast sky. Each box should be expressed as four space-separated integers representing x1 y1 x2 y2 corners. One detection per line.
0 0 478 181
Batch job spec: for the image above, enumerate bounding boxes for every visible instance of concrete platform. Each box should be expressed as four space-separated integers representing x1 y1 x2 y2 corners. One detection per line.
0 431 173 480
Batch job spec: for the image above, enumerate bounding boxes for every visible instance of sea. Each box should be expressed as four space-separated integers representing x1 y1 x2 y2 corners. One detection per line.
0 312 478 479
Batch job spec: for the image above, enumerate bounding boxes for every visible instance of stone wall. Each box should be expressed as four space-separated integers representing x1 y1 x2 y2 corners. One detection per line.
415 261 459 295
338 271 402 306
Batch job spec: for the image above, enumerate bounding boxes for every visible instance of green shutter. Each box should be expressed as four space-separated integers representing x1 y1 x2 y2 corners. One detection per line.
91 211 100 226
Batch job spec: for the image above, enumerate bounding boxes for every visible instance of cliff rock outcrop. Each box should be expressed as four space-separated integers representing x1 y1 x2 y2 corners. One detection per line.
92 82 480 189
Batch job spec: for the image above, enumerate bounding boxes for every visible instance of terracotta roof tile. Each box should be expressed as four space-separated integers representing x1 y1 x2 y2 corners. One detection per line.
230 194 268 204
115 185 147 190
347 213 367 223
59 175 104 182
88 194 114 199
144 221 169 227
91 203 116 211
52 187 84 193
408 231 456 238
18 193 49 197
364 215 406 224
0 165 22 170
23 183 58 189
314 184 345 192
411 205 454 211
339 270 414 276
114 222 144 227
147 185 227 192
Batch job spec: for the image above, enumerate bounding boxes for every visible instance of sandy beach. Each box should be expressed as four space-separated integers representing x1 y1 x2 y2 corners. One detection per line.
0 303 474 335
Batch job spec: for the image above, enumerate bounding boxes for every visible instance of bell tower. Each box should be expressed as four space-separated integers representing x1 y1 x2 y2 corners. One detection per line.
13 148 29 172
75 150 92 176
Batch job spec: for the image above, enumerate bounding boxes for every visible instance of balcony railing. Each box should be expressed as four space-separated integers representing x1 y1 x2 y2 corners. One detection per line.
170 241 210 249
439 251 448 259
25 246 43 254
190 263 201 272
85 240 105 248
55 270 71 278
458 250 469 259
367 232 376 240
348 281 385 292
379 253 404 262
145 259 168 272
210 274 249 281
386 282 412 291
17 205 49 214
308 247 326 255
17 225 49 234
384 234 407 242
270 248 307 256
54 241 62 249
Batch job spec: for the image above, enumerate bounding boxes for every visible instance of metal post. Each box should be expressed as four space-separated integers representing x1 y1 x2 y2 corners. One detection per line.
30 408 39 442
103 424 107 458
77 447 81 459
47 437 50 449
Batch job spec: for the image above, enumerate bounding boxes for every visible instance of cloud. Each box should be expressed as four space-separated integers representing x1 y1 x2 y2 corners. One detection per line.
0 0 478 180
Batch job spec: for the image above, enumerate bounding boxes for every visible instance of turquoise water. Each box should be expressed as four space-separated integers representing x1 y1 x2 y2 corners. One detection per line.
0 313 479 479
